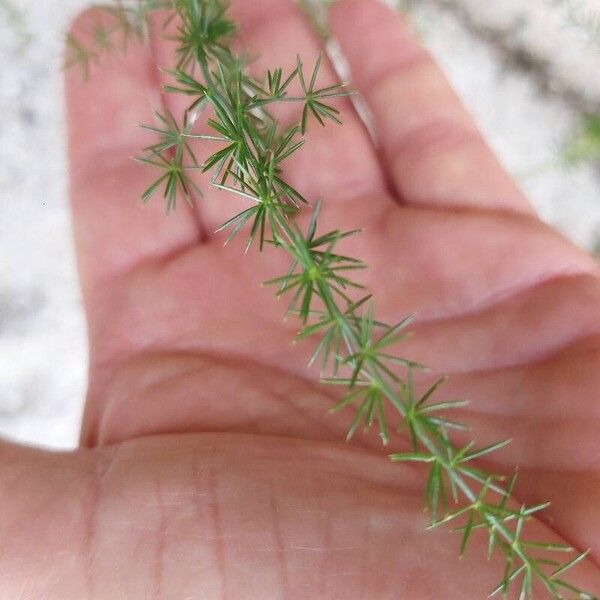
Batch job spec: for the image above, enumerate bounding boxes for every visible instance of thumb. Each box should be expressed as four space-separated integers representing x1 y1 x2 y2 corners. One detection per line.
0 439 94 598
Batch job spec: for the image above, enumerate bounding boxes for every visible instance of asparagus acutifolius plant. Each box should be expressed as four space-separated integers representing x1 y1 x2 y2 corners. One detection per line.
67 1 597 598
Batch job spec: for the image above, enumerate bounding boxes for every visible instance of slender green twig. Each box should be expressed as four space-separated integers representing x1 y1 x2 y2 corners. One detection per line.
80 1 597 598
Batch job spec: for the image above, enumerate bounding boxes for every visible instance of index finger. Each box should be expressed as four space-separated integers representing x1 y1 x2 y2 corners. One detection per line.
329 0 534 214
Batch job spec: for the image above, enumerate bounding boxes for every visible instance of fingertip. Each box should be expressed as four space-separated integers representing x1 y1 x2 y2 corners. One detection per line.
329 0 425 87
64 7 120 81
329 0 394 31
65 8 162 177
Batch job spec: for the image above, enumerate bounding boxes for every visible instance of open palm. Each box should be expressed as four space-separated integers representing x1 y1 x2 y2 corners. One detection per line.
1 1 599 598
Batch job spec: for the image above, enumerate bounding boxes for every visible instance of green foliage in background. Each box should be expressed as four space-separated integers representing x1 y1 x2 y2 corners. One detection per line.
563 115 600 166
550 0 600 49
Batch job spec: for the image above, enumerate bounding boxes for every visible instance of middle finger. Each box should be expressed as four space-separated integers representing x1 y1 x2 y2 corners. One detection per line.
151 0 389 237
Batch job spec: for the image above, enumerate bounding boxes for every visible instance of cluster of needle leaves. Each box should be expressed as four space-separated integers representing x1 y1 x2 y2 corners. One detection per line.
75 1 596 598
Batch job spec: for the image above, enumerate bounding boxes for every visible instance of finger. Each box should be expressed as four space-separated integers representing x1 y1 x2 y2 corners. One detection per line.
65 8 201 303
150 0 389 236
329 0 534 214
3 437 598 598
230 0 384 192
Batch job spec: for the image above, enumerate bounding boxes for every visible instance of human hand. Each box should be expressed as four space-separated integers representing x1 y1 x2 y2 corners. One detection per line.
1 0 599 597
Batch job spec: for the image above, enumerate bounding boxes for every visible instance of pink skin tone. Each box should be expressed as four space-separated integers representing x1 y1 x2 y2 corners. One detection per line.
1 0 599 598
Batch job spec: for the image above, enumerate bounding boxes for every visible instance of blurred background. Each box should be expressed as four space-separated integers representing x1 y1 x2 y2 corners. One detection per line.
0 0 599 449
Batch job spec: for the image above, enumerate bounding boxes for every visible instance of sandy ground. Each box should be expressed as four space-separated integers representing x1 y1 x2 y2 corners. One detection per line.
0 0 599 449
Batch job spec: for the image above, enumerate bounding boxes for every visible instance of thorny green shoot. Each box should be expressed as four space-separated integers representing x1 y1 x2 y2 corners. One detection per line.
68 1 597 598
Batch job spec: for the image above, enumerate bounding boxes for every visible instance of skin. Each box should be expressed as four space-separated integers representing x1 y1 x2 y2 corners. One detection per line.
0 0 599 597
